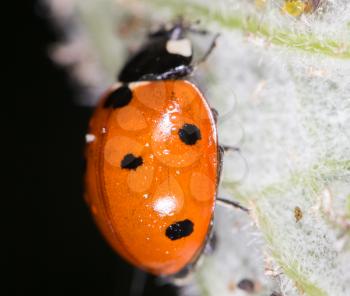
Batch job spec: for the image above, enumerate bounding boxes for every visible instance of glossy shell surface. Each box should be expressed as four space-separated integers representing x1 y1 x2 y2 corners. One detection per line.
85 80 218 275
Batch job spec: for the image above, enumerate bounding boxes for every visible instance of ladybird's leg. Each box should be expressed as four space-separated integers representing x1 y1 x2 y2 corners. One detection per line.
129 268 147 296
217 145 249 213
203 229 217 255
221 145 249 181
221 145 241 153
216 197 249 213
210 107 219 124
217 145 225 185
200 214 216 256
217 145 242 185
161 264 195 286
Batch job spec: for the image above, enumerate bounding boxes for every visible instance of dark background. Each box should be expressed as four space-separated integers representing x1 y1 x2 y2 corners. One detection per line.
16 1 178 295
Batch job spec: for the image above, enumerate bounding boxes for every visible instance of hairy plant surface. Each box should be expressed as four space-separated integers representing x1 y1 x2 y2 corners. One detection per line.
46 0 350 295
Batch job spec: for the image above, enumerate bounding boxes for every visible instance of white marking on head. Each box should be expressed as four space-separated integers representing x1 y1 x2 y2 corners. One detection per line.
129 81 151 90
166 39 192 57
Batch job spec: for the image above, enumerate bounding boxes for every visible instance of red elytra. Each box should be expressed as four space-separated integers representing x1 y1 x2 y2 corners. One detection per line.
85 80 218 275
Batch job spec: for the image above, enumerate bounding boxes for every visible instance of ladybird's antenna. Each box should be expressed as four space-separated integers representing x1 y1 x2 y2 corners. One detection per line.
216 197 249 213
186 18 213 35
188 27 211 35
129 268 147 296
195 33 220 66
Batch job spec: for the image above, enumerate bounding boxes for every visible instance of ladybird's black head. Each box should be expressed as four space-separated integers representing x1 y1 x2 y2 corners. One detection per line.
148 22 186 39
118 23 193 82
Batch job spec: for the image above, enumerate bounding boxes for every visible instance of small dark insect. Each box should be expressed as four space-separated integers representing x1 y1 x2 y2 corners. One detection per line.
304 0 323 13
283 0 323 17
237 278 255 293
270 292 282 296
294 206 303 222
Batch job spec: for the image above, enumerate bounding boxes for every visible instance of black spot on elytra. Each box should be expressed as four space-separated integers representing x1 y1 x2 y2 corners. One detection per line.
121 154 143 170
104 85 132 108
237 279 255 293
165 219 194 240
178 123 201 145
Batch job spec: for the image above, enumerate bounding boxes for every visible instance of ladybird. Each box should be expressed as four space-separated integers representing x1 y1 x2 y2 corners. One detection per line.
85 22 246 276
